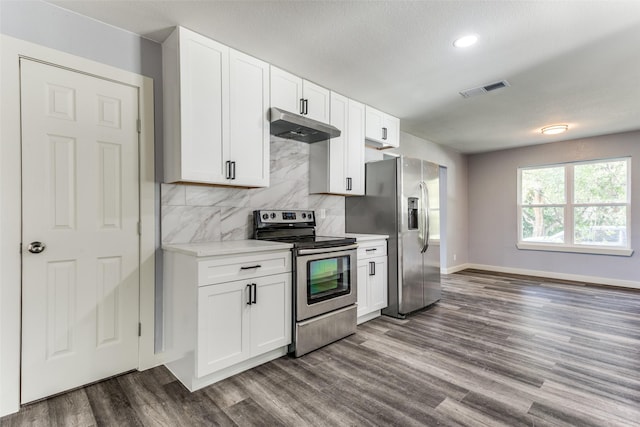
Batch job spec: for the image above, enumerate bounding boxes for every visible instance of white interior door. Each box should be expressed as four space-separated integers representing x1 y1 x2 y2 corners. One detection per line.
20 59 140 404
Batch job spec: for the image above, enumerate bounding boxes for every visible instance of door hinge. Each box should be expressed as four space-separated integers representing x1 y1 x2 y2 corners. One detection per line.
136 119 141 134
138 322 142 337
137 222 142 236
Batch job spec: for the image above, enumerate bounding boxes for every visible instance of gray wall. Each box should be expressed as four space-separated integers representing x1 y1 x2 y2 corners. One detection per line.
1 1 163 110
368 131 470 271
467 130 639 282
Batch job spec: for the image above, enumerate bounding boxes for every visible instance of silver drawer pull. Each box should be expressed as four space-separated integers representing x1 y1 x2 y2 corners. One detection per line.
240 264 262 270
365 248 377 252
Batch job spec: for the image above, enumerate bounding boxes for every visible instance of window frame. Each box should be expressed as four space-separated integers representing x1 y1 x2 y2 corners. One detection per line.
517 157 633 257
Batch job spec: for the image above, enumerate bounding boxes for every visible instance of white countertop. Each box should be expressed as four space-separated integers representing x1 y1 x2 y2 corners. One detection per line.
345 233 389 241
163 240 293 257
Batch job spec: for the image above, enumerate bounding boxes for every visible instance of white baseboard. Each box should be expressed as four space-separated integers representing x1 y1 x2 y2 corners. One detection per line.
463 263 640 290
442 263 472 274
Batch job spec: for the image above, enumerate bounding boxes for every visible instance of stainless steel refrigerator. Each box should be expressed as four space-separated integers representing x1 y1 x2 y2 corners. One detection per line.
345 156 441 318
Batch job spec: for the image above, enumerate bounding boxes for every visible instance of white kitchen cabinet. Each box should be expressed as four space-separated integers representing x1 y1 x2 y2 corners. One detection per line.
163 26 269 187
365 105 400 148
349 236 388 324
309 92 364 195
197 279 250 376
270 66 330 124
163 241 292 391
197 273 290 377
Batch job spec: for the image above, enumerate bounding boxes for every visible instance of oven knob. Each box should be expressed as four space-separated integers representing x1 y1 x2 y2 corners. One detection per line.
301 213 306 219
270 213 276 219
262 213 268 220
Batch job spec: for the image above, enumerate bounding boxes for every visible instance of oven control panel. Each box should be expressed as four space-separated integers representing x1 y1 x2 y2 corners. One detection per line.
254 210 315 225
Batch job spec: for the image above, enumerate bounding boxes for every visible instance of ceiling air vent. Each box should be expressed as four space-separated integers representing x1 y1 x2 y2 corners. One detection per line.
459 80 510 98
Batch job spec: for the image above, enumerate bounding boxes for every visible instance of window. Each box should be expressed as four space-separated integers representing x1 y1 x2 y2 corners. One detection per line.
517 157 632 256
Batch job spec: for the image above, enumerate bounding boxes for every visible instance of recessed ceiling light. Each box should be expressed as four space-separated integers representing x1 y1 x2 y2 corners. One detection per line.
453 34 478 48
541 124 569 135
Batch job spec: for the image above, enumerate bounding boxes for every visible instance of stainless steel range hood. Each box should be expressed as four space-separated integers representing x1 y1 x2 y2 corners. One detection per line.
270 107 341 143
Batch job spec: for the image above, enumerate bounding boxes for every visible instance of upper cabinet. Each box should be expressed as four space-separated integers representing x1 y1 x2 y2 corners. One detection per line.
270 66 330 124
163 26 269 187
309 92 365 196
365 106 400 149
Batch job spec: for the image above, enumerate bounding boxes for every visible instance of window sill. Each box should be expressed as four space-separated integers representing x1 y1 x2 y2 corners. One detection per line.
517 242 634 257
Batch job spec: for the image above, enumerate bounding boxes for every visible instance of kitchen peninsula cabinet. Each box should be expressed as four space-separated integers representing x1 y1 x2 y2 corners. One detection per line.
270 66 330 124
346 234 389 324
365 106 400 148
163 26 269 187
163 240 292 391
310 91 365 195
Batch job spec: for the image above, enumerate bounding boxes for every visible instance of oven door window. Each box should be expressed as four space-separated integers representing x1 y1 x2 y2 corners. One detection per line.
307 256 351 304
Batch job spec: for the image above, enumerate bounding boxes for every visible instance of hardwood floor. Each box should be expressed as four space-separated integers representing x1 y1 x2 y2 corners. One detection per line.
3 270 640 426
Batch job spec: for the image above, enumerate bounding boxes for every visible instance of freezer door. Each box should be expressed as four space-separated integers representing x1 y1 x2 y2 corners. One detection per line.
422 161 441 306
399 157 424 314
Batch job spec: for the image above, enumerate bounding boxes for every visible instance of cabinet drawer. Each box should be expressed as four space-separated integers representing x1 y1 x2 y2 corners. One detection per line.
197 250 291 286
357 240 387 260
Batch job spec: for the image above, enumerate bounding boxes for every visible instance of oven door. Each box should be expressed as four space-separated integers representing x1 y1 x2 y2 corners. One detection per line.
295 244 358 321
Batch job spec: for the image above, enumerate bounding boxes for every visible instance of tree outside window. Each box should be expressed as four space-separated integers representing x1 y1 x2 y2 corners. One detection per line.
518 158 630 252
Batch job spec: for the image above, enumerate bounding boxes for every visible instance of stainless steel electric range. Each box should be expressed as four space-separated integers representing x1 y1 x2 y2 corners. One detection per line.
253 209 358 357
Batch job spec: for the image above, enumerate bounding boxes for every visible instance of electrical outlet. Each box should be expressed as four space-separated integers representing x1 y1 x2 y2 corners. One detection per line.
453 253 457 261
319 209 326 219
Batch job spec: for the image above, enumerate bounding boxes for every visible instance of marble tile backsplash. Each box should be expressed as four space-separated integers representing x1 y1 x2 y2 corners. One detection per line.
161 138 346 244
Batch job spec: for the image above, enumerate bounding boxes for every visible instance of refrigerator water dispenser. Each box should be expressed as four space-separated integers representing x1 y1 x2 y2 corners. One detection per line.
408 197 419 230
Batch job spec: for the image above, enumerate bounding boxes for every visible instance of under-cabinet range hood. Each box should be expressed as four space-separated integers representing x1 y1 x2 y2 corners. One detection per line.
270 107 341 143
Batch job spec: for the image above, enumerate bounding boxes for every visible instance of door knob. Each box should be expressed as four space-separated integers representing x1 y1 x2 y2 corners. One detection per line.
27 241 46 254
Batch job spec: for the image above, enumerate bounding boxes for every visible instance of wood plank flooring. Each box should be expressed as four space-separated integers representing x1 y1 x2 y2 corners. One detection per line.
3 269 640 426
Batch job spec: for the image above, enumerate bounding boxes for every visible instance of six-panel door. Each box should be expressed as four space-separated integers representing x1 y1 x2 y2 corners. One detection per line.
20 59 140 403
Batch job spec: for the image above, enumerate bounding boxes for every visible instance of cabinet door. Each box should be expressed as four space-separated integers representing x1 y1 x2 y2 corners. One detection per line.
356 261 370 317
365 105 384 144
228 49 270 187
197 280 250 377
328 92 348 193
270 66 303 114
179 27 229 183
250 273 292 355
369 257 388 311
382 114 400 148
303 80 331 124
346 99 365 195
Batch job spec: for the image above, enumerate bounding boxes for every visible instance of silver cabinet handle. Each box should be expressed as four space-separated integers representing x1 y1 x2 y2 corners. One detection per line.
28 241 46 254
304 99 309 115
252 283 257 304
300 98 305 115
226 161 232 179
369 261 375 276
382 127 388 140
246 284 252 305
231 161 236 180
365 248 377 252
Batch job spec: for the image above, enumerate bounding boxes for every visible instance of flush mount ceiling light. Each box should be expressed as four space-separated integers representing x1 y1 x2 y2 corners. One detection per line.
453 34 478 48
541 124 569 135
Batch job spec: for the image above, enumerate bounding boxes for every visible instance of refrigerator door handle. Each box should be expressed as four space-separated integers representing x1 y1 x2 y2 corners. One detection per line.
419 181 430 253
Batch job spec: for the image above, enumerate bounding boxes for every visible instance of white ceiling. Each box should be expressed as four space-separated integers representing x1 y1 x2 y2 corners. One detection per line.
47 0 640 153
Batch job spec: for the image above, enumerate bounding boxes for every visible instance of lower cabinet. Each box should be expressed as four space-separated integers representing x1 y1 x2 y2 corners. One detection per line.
197 273 291 377
354 238 388 324
163 245 292 392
